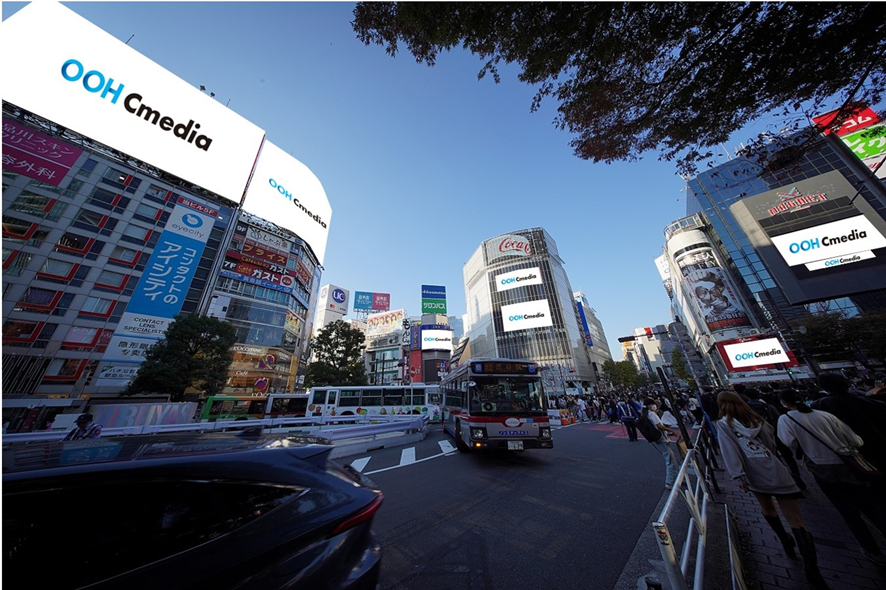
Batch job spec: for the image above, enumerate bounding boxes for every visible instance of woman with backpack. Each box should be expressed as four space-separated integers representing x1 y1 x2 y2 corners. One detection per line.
716 391 828 589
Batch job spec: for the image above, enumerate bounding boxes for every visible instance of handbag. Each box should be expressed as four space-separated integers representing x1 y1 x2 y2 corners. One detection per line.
786 414 882 481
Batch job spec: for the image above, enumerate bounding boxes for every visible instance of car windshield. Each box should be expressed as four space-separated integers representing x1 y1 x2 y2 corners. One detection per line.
469 377 546 413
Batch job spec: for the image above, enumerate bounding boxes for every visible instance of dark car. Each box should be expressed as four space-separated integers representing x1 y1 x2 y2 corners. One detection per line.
3 432 383 589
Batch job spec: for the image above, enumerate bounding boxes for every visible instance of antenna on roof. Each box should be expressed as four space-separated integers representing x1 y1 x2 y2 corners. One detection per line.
125 34 135 45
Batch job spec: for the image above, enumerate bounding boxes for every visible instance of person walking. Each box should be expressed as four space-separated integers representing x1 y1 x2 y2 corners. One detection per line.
617 396 640 441
716 391 827 588
640 398 679 490
778 388 886 568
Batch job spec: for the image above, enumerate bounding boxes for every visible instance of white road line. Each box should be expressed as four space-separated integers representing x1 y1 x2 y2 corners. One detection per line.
399 447 416 466
365 448 453 475
438 440 457 454
350 457 371 472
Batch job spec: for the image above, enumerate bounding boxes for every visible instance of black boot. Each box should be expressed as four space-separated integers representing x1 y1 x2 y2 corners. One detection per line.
792 528 829 589
764 515 797 559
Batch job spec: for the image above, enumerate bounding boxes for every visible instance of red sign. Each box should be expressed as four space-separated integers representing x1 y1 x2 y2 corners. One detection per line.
372 293 391 311
498 236 531 256
222 257 296 288
241 240 288 265
813 105 880 137
294 260 312 287
2 117 83 187
409 350 423 382
227 250 290 275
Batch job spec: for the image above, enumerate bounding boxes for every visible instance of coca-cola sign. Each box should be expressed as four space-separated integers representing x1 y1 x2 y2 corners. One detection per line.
486 233 532 263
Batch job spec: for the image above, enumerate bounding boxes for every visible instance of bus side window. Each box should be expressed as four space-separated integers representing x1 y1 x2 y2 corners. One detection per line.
361 393 382 406
412 388 425 405
340 390 360 407
383 388 403 406
311 391 325 405
327 391 337 405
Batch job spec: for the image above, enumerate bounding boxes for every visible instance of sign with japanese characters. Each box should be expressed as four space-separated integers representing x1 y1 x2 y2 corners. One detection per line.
2 117 83 186
98 196 217 383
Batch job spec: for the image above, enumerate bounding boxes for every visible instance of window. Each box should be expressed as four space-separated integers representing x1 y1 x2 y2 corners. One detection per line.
73 209 106 229
64 326 99 345
383 388 404 405
76 159 98 177
16 287 59 309
146 184 168 199
40 258 75 278
62 178 84 199
81 296 113 315
2 215 33 238
9 191 53 216
339 389 361 407
87 186 119 208
122 224 151 241
135 202 162 221
45 358 84 377
95 269 127 289
56 232 92 252
109 245 138 264
3 320 41 340
3 249 33 276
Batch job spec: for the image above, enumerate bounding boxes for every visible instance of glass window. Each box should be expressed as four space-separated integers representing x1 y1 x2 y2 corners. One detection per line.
41 258 74 277
56 232 91 251
77 159 98 177
46 358 83 376
18 287 58 307
146 184 168 199
122 224 151 240
81 297 113 315
135 202 161 220
96 269 126 287
109 245 138 263
64 326 98 344
383 388 404 405
9 191 52 216
88 186 118 207
62 178 84 199
339 389 361 407
74 209 105 229
3 250 33 276
2 215 32 237
3 320 40 340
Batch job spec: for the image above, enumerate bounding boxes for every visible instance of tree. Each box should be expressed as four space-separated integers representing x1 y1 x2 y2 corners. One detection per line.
353 3 885 175
601 359 640 389
304 320 368 388
124 314 237 401
845 309 886 369
670 349 697 391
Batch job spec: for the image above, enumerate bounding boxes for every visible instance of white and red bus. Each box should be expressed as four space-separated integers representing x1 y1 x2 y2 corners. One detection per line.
440 358 553 452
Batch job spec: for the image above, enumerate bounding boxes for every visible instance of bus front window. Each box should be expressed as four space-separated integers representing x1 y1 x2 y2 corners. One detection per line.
470 378 545 413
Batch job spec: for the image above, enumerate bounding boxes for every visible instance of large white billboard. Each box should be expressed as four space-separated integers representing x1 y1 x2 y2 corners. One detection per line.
242 141 332 265
501 299 553 332
495 267 543 292
770 215 886 268
0 2 265 203
421 329 453 352
722 338 789 369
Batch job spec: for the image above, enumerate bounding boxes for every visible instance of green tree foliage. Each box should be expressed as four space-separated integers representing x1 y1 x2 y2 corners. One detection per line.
670 349 697 391
124 314 237 401
304 320 368 388
795 312 852 363
353 3 885 174
601 359 640 388
845 309 886 367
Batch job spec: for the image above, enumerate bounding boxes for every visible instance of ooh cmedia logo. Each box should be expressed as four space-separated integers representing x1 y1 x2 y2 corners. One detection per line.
508 312 545 322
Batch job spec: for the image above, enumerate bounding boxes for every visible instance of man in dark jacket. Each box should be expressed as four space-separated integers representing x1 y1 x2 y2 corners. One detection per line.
812 373 886 473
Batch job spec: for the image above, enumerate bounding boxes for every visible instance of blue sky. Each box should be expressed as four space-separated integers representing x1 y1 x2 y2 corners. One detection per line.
5 2 837 359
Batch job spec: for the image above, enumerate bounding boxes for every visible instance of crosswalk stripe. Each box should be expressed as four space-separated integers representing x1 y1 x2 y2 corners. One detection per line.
399 447 416 466
438 440 456 454
350 457 371 472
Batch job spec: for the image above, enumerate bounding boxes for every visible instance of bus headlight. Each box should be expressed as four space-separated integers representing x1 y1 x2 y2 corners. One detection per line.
540 427 552 440
470 427 487 440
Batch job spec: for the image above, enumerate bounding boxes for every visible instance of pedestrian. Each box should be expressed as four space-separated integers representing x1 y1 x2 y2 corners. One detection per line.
640 398 679 489
63 413 102 441
778 388 886 568
577 396 590 422
617 396 640 441
744 386 806 490
608 398 618 423
716 391 827 588
811 373 886 473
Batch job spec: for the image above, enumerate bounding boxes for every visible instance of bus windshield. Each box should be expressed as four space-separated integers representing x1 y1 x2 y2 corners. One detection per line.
469 377 546 414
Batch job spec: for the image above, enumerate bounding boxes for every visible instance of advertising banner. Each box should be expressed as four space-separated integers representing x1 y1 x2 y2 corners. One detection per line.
421 299 448 314
654 255 674 299
222 257 297 289
99 198 218 380
241 141 332 265
0 2 265 202
718 337 790 371
677 249 752 333
812 105 880 136
421 285 446 299
242 226 291 253
495 267 543 292
409 350 423 382
353 291 374 310
366 309 405 337
421 328 453 352
770 215 886 268
219 269 294 295
319 284 348 314
372 293 391 311
501 299 553 332
575 302 594 347
240 240 289 265
486 234 532 264
2 117 83 186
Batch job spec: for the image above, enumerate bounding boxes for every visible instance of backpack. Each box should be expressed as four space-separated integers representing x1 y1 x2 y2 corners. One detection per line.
637 410 663 443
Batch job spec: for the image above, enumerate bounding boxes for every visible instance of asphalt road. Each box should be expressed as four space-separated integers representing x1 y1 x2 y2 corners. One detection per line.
345 420 671 590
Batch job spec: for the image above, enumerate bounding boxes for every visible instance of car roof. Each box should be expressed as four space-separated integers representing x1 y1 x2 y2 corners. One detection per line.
2 432 334 476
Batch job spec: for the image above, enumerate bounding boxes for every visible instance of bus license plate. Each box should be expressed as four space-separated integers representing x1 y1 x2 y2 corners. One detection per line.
507 441 524 451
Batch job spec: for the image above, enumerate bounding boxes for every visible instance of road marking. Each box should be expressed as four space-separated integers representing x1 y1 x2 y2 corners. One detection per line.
365 446 454 475
438 440 456 454
350 457 371 472
399 447 416 466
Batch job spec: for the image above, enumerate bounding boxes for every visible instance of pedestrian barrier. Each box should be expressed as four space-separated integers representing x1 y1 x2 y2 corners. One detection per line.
651 439 712 590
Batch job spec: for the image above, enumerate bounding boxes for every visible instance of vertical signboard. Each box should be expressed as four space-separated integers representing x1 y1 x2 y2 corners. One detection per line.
421 284 447 315
676 249 751 334
97 196 218 386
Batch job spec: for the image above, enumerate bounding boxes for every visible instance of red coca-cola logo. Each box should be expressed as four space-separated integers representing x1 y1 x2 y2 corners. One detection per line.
498 238 531 255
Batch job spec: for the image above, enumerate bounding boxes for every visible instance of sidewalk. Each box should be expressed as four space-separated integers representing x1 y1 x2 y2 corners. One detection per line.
718 464 886 589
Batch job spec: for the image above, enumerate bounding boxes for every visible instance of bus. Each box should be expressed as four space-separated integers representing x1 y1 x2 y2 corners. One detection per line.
199 396 267 421
265 393 310 419
440 358 553 452
306 383 441 423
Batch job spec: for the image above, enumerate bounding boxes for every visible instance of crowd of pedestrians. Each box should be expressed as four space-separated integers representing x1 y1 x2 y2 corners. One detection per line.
558 373 886 587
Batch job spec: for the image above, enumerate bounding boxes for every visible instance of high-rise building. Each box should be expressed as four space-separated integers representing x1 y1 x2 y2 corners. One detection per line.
463 228 598 394
573 292 612 378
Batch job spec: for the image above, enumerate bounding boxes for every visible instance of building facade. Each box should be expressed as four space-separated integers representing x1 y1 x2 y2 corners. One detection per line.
463 228 598 394
574 291 613 379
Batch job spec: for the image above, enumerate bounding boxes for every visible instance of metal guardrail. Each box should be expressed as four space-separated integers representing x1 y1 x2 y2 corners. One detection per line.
2 414 429 444
651 433 712 590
